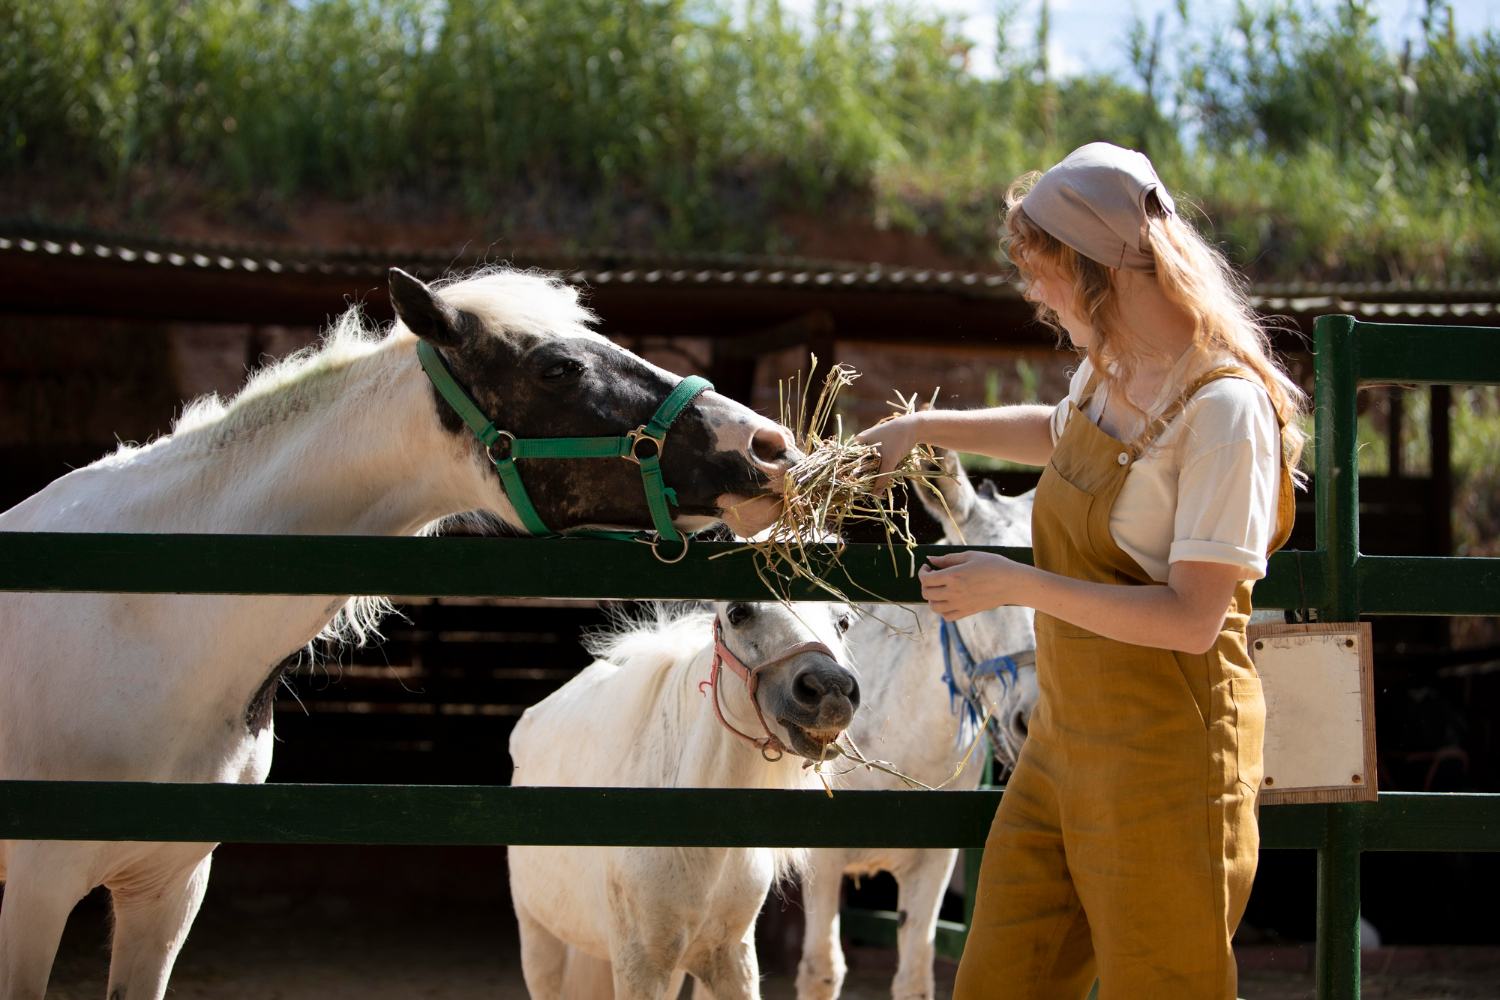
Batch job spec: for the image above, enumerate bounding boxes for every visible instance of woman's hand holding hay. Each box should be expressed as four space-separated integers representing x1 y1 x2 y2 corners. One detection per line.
853 412 923 488
738 361 940 599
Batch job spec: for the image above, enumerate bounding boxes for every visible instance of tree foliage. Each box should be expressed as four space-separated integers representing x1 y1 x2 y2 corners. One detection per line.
1 0 1494 279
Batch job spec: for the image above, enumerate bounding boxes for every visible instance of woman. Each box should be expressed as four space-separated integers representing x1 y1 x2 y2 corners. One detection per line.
857 142 1302 999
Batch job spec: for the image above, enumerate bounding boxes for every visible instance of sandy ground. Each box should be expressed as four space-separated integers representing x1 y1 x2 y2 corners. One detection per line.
38 846 1500 999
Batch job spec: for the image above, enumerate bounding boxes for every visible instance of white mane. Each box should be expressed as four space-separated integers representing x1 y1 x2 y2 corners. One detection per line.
583 603 713 669
159 267 599 450
435 267 603 343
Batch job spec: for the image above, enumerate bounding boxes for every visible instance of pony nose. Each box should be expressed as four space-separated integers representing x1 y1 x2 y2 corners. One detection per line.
750 423 798 474
791 657 860 720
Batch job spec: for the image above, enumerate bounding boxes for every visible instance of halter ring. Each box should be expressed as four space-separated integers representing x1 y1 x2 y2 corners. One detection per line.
649 533 690 564
484 430 517 464
624 427 663 465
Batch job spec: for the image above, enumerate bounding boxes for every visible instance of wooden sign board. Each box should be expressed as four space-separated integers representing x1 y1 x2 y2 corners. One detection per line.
1248 621 1377 805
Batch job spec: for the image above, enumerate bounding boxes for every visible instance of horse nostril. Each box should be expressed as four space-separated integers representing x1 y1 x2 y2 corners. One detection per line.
750 424 793 467
793 669 825 706
1013 712 1029 738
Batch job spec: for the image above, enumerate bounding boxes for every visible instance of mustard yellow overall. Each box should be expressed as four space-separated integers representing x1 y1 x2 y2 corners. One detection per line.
954 367 1295 1000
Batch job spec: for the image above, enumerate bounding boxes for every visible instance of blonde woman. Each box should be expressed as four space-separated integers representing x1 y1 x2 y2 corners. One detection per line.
858 142 1302 999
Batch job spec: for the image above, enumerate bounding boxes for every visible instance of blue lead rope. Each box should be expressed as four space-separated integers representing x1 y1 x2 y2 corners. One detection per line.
939 618 1021 746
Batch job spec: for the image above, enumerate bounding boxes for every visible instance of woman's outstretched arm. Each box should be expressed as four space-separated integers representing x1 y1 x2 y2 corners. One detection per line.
855 405 1056 471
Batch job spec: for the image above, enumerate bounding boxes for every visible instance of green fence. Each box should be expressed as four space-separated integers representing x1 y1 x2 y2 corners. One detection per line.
1 315 1498 1000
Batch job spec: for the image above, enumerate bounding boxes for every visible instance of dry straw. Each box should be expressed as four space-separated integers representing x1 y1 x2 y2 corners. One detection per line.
717 356 949 603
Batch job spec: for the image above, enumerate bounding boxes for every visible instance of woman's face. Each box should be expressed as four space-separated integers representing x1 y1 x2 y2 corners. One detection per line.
1022 265 1093 350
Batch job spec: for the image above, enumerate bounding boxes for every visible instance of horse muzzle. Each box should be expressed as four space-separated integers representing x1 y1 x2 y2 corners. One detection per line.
771 651 860 758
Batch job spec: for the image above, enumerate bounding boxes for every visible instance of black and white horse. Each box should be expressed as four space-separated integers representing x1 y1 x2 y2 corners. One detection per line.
0 267 796 1000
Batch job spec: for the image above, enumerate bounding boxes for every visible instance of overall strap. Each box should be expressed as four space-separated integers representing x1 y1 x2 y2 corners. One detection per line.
1075 365 1104 410
1137 364 1252 450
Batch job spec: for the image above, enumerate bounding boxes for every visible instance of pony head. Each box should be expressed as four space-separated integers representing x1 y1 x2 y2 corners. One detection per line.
390 267 795 537
712 600 860 761
915 447 1039 776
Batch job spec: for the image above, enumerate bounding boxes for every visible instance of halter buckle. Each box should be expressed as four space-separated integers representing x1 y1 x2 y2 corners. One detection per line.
484 430 517 465
624 426 663 465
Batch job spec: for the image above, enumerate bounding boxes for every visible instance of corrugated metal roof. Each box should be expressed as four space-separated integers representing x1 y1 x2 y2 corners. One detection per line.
3 223 1497 320
0 227 1018 299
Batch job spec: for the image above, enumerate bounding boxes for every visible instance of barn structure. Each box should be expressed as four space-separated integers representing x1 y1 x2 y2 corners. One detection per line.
3 221 1498 979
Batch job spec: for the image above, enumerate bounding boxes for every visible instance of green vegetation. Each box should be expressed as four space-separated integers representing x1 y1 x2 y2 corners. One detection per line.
2 0 1497 279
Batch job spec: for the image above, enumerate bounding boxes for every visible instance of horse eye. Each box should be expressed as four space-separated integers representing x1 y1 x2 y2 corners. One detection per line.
837 614 852 634
541 359 583 381
726 604 752 627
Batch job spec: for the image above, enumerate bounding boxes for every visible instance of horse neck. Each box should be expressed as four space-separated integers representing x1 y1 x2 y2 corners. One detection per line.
845 609 968 771
670 648 809 791
138 335 501 537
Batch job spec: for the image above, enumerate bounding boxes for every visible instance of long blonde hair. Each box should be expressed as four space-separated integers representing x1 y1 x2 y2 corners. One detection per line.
1001 171 1307 474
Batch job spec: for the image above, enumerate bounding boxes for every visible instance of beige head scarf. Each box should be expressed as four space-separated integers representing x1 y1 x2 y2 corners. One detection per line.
1021 142 1176 272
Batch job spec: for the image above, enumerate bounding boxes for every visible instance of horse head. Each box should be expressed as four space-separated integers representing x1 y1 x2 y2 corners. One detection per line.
711 600 860 760
390 267 794 538
915 447 1039 776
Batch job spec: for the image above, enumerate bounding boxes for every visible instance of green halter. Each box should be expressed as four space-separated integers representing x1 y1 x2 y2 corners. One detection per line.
416 340 712 561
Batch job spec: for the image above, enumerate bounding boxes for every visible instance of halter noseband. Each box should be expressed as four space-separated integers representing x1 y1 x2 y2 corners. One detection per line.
417 339 711 562
939 618 1037 749
701 617 837 762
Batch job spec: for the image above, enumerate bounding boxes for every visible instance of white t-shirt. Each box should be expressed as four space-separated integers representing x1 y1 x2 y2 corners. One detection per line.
1048 349 1283 583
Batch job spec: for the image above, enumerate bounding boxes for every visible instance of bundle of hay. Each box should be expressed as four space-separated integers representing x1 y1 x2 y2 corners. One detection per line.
724 358 948 601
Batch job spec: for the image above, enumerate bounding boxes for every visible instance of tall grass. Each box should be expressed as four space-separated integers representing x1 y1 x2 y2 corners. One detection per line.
1 0 1496 279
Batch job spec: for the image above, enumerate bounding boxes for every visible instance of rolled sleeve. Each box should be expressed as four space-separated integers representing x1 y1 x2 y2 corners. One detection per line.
1169 389 1281 581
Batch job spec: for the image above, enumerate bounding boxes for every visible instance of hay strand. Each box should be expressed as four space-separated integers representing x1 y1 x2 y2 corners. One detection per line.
719 356 946 604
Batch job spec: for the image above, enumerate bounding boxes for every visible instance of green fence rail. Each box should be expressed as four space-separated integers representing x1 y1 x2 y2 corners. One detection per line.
1 783 1495 852
0 316 1497 1000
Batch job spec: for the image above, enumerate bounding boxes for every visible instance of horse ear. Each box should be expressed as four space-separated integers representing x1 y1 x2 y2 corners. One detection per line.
914 445 976 528
389 268 463 347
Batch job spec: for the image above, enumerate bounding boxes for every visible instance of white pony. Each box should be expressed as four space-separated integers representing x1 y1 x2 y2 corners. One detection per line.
509 600 861 1000
0 267 798 1000
798 452 1039 1000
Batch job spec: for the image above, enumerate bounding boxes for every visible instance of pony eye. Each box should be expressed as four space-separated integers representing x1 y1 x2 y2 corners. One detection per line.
541 359 584 381
726 604 752 627
837 614 852 634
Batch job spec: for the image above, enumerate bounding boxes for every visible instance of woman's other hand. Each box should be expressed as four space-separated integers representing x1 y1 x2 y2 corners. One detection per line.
918 550 1027 620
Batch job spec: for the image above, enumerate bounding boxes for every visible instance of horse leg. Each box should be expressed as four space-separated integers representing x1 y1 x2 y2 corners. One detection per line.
891 849 959 1000
560 946 617 1000
104 848 213 1000
515 903 569 1000
0 843 94 1000
795 853 846 1000
686 931 759 1000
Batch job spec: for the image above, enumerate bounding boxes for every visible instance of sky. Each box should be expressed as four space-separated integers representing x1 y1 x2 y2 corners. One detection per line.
919 0 1500 79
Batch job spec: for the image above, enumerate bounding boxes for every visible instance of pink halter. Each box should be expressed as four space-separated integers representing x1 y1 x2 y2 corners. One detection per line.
699 617 837 762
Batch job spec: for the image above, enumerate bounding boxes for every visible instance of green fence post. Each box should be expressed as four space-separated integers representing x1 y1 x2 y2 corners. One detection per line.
1316 805 1365 1000
1312 314 1364 999
1314 314 1360 623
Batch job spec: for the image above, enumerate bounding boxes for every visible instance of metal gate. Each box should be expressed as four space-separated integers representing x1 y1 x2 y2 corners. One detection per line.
2 314 1497 1000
